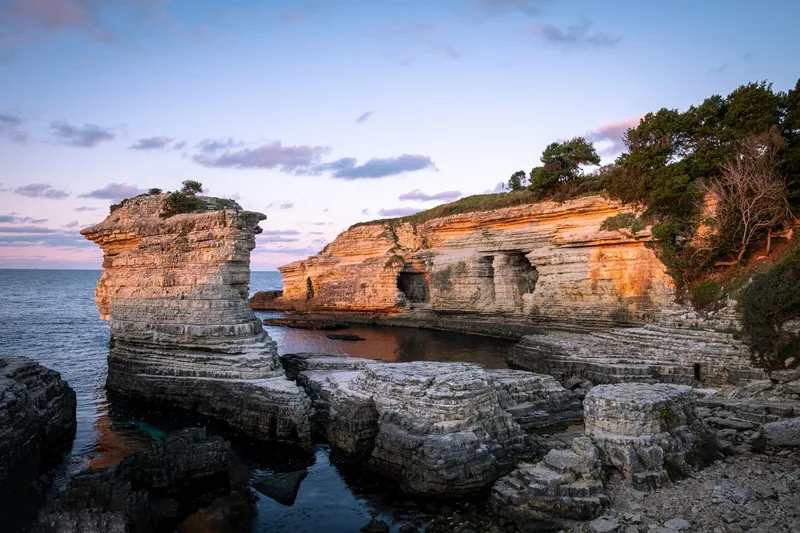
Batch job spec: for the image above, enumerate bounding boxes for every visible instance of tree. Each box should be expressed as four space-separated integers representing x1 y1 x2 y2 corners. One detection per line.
148 188 162 195
529 137 600 190
704 131 791 263
508 170 527 191
181 180 203 196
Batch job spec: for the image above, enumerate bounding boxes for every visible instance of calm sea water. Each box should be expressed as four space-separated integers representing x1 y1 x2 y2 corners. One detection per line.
0 269 512 532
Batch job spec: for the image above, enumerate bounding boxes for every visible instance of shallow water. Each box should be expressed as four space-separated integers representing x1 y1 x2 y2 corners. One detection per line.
0 269 513 531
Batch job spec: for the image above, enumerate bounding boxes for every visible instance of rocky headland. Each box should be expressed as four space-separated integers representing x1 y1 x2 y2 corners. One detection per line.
257 195 775 387
81 193 312 446
0 356 77 529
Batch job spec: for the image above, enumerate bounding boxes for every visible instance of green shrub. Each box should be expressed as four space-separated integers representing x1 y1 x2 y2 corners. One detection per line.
161 191 205 218
738 240 800 366
601 213 647 233
689 280 721 311
148 188 162 195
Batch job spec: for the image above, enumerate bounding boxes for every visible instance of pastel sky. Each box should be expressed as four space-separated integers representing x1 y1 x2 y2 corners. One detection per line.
1 0 798 270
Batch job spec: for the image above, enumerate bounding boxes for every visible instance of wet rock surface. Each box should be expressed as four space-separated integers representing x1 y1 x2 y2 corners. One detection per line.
81 194 312 446
0 356 77 530
33 428 255 533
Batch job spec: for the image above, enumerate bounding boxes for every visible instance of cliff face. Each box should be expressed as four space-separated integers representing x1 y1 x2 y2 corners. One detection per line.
82 194 311 445
277 196 676 329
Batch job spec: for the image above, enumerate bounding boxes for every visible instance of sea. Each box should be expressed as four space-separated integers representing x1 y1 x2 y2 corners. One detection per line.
0 269 513 532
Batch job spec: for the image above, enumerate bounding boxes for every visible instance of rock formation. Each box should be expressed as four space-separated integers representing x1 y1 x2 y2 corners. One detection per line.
33 428 254 533
271 196 676 331
264 195 765 386
0 356 77 529
81 194 312 445
282 354 581 495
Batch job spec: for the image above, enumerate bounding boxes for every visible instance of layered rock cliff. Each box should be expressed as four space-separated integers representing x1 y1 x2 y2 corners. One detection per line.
275 196 676 331
81 194 311 445
268 195 764 386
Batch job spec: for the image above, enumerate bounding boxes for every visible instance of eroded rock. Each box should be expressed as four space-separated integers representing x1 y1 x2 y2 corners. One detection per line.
81 194 312 446
0 356 77 529
584 383 716 490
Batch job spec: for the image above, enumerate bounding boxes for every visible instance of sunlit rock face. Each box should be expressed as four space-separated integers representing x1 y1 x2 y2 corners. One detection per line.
273 196 677 332
82 194 312 445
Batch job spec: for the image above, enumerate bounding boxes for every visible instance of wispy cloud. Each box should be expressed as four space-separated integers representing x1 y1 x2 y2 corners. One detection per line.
378 207 423 217
266 201 295 210
315 154 436 180
0 113 28 143
261 229 300 236
527 19 621 49
361 208 370 215
195 138 244 153
382 21 461 64
475 0 551 16
709 53 753 76
0 225 60 234
0 232 95 248
311 237 327 244
399 189 461 202
254 245 320 255
585 116 641 157
129 136 178 151
79 182 146 200
74 205 98 212
194 141 331 172
355 110 374 124
13 183 70 199
0 213 48 224
63 220 79 228
257 235 300 243
51 121 115 148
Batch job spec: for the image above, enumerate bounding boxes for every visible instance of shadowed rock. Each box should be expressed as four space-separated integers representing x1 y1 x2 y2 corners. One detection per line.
253 470 308 506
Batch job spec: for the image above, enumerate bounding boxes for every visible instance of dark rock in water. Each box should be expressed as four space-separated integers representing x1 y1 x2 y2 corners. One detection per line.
264 318 350 330
326 333 366 341
361 518 390 533
250 290 285 310
176 490 256 532
33 428 253 533
253 470 308 505
0 355 77 531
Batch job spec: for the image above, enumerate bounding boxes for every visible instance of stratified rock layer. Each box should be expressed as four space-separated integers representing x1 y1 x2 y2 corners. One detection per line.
0 356 77 527
274 196 675 329
289 356 581 495
584 383 716 490
33 428 253 533
81 194 311 445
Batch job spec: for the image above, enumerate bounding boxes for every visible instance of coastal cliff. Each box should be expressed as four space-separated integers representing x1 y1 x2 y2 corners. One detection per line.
275 196 676 331
268 195 765 385
82 194 311 445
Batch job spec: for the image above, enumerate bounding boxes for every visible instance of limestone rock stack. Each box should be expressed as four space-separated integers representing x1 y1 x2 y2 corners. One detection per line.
81 194 311 445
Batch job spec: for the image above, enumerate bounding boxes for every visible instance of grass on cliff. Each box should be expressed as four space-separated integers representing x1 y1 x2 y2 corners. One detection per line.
351 178 604 229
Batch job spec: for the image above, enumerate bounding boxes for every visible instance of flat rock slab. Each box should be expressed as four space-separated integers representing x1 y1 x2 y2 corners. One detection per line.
762 417 800 446
254 470 308 505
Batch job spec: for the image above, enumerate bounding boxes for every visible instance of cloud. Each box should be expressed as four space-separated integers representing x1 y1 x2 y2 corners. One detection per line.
361 209 370 215
382 21 461 64
194 141 331 172
378 207 423 217
266 201 295 210
316 154 436 180
13 183 70 199
399 189 461 202
195 138 244 153
0 0 166 57
0 225 60 234
51 120 115 147
308 221 331 226
129 136 176 151
74 205 98 212
257 235 300 243
585 116 641 157
355 110 375 124
0 113 28 143
528 19 621 49
0 213 48 224
79 182 146 200
475 0 551 16
0 232 94 248
709 53 754 76
309 231 323 235
311 237 327 244
63 220 79 228
261 229 300 236
485 181 507 193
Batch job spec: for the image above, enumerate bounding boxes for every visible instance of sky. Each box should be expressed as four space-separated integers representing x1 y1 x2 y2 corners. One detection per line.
1 0 798 270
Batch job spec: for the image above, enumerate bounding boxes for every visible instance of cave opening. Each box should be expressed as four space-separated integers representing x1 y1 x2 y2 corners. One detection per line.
397 272 430 303
507 251 538 295
305 277 314 301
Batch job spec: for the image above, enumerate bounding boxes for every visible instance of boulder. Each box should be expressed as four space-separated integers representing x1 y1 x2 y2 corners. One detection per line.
254 470 308 505
584 383 716 490
762 417 800 447
0 356 77 529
